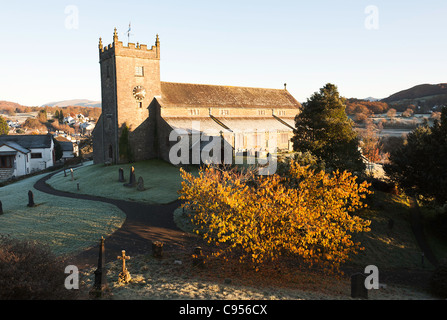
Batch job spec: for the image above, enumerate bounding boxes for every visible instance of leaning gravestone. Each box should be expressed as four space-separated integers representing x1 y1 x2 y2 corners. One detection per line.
351 273 368 299
124 166 136 188
137 176 144 191
27 190 35 207
118 168 125 182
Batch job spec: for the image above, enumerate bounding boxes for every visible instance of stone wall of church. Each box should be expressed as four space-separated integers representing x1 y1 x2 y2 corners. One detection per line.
92 115 104 164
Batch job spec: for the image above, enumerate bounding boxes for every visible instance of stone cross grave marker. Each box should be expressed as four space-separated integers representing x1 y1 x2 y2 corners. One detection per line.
117 250 131 283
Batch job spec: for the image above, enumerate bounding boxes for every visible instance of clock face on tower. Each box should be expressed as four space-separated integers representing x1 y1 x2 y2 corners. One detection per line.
132 86 146 101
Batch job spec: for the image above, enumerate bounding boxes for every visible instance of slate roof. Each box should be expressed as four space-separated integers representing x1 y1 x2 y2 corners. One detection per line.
0 134 53 150
58 141 74 152
0 141 30 154
158 82 301 109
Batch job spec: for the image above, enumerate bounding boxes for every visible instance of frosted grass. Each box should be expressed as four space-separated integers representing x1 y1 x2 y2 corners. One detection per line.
0 172 126 257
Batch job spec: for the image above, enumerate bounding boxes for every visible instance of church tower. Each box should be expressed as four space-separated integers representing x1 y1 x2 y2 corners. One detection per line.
94 28 161 164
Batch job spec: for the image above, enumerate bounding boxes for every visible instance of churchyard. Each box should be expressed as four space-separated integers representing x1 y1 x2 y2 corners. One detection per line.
0 158 444 300
46 159 194 205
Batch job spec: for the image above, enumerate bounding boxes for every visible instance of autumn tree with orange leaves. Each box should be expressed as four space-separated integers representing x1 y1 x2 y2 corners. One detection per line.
179 161 372 274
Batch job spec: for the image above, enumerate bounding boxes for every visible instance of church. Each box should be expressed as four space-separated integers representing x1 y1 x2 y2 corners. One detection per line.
92 29 301 165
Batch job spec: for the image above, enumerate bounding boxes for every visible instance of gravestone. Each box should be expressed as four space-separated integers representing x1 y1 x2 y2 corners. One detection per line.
192 246 204 267
137 176 144 191
118 168 125 182
152 241 163 258
0 200 3 215
27 190 35 207
124 166 136 188
351 273 368 299
89 237 110 299
117 250 131 283
64 169 67 177
70 168 74 181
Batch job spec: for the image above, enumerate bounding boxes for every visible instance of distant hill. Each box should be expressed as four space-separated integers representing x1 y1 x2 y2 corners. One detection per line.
42 99 101 108
380 83 447 112
0 100 24 110
382 83 447 103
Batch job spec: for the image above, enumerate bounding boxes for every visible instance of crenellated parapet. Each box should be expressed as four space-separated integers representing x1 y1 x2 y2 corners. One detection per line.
99 28 160 61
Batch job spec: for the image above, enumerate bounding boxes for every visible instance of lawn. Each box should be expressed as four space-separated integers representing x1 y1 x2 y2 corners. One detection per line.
47 159 195 204
0 172 126 257
346 191 429 270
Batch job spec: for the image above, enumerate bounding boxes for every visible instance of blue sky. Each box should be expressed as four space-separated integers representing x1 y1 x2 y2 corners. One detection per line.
1 0 447 106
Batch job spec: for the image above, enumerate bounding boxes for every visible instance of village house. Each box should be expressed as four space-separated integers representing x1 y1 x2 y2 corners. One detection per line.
55 136 79 161
0 134 55 180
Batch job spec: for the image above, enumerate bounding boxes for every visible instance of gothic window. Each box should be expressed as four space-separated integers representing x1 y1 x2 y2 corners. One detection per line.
258 109 266 115
190 109 200 116
220 109 229 116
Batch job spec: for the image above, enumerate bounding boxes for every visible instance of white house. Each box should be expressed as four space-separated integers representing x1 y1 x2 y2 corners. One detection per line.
0 134 55 180
0 141 30 180
80 122 95 135
64 116 75 125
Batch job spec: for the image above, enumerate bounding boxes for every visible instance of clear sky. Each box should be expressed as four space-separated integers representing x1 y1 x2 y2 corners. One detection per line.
1 0 447 106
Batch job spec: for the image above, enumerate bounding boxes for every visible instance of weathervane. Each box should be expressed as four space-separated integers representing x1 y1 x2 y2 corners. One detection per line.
126 22 133 45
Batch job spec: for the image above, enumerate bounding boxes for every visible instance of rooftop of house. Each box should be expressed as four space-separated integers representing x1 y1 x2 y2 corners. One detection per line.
0 134 53 150
0 141 30 154
58 141 74 152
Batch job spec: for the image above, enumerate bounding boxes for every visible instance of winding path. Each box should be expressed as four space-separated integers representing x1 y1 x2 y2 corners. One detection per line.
34 170 197 269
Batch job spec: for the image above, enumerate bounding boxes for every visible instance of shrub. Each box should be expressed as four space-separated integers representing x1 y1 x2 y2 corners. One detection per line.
179 161 372 274
0 236 78 300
